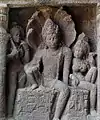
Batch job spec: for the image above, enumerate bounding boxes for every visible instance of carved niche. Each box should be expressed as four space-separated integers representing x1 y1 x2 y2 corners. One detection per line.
6 6 97 120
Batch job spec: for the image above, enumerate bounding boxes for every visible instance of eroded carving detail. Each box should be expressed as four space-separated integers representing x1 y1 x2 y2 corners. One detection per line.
6 7 98 120
7 22 30 117
24 18 72 120
0 5 9 118
70 33 97 115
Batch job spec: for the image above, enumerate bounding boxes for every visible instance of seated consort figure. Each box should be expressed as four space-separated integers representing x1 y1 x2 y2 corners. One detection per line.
24 18 72 120
70 33 97 115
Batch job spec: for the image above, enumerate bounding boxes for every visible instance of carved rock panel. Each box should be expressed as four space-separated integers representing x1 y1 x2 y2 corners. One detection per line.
4 5 98 120
14 88 56 120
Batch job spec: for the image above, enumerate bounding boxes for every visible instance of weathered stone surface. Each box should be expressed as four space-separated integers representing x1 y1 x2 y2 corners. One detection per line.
62 116 87 120
97 5 100 115
0 0 99 8
0 1 99 120
7 22 30 116
54 8 76 47
87 115 97 120
14 87 57 120
62 87 89 120
0 5 9 118
5 5 98 120
8 118 15 120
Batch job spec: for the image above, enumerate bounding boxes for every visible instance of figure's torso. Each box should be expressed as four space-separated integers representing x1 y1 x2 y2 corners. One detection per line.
42 48 61 80
73 58 89 74
72 58 90 81
7 40 24 72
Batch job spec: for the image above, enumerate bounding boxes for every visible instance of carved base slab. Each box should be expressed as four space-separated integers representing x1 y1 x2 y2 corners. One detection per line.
7 116 100 120
87 115 100 120
61 115 87 120
87 116 97 120
13 87 56 120
61 87 89 120
61 115 100 120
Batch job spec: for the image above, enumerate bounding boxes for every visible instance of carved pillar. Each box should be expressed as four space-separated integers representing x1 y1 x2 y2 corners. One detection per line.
0 4 9 118
97 3 100 115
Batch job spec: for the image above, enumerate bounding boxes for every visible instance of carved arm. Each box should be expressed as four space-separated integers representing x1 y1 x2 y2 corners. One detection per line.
19 41 30 64
63 48 72 85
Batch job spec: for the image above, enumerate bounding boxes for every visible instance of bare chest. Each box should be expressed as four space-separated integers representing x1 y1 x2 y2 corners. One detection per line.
42 50 61 79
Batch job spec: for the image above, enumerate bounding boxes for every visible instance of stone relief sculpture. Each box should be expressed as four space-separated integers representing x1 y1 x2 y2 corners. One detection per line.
60 33 97 120
70 33 97 115
6 22 30 116
16 8 76 120
7 7 97 120
24 18 72 120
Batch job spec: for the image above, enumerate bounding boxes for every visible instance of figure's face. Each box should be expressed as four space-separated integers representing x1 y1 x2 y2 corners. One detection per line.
46 33 58 49
74 47 83 58
45 27 58 49
12 29 21 43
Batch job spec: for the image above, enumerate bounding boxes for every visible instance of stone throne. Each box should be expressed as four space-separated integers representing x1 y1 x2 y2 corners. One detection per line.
11 7 97 120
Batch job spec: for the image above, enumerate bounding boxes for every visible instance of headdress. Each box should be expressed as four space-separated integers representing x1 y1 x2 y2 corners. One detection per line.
42 18 58 41
10 22 24 39
74 33 90 57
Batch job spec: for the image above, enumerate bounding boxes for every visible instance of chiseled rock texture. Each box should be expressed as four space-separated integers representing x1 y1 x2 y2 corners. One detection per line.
13 87 57 120
61 87 89 120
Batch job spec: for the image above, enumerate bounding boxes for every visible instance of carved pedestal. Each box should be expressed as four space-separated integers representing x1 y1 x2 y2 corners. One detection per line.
14 87 57 120
62 87 89 120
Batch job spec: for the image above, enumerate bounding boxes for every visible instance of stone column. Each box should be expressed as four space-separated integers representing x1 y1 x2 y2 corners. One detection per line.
0 4 9 118
97 3 100 115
